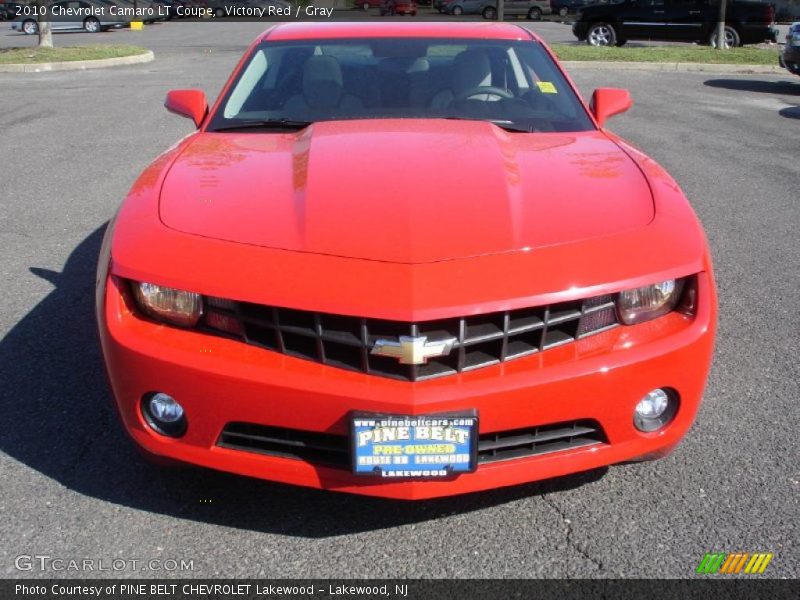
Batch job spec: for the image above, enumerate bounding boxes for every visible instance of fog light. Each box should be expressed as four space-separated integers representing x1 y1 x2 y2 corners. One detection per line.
634 388 678 432
142 392 187 437
149 393 184 422
635 389 669 418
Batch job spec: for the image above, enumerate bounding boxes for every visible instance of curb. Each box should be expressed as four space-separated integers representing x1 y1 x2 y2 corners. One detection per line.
0 50 154 73
561 60 784 74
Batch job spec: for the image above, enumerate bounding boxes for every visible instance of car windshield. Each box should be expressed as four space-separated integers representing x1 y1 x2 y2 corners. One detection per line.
208 37 594 133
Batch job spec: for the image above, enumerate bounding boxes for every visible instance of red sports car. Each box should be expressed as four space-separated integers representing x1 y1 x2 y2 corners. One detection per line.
97 22 717 500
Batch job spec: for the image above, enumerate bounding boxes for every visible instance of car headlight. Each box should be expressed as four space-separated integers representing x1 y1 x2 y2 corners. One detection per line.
616 279 685 325
132 282 203 327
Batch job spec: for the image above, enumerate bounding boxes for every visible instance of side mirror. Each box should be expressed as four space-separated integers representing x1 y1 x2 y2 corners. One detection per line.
165 89 208 128
590 88 632 128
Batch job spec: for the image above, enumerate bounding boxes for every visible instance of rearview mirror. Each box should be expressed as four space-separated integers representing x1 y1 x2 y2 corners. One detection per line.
590 88 632 128
165 89 208 128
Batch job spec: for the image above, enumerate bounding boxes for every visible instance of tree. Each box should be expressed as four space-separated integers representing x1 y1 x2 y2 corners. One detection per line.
36 0 53 48
715 0 728 50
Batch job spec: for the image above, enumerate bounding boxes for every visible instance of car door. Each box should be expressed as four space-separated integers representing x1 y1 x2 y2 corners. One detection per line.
51 1 77 30
461 0 483 13
617 0 670 41
665 0 706 41
506 0 529 16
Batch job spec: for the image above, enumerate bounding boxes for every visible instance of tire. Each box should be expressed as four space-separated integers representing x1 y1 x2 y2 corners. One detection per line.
615 39 627 47
84 16 101 32
559 7 568 17
482 6 496 19
452 5 463 15
21 19 38 35
586 22 617 46
527 7 542 20
709 26 740 49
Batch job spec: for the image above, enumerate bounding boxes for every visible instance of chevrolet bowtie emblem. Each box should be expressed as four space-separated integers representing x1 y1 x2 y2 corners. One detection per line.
371 336 457 365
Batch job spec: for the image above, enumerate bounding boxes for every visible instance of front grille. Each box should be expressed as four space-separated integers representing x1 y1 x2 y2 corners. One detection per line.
477 420 606 463
217 420 607 469
200 294 618 381
218 422 350 468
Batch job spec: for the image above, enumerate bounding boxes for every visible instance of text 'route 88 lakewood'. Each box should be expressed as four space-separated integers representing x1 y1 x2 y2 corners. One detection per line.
15 584 409 597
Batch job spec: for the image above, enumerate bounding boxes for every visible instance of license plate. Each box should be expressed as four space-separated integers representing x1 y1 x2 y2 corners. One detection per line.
351 413 478 478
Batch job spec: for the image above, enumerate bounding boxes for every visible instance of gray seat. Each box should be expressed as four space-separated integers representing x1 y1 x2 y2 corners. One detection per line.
284 55 364 115
429 50 493 110
377 57 431 108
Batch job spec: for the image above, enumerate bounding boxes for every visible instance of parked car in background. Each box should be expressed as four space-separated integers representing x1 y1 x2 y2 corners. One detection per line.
12 0 130 34
359 0 417 12
167 0 209 18
779 22 800 76
550 0 587 18
207 0 287 17
572 0 778 47
380 0 418 15
446 0 551 20
0 2 22 21
94 0 168 24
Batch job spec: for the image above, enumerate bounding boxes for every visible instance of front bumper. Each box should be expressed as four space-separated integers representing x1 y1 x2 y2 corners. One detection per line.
100 271 716 500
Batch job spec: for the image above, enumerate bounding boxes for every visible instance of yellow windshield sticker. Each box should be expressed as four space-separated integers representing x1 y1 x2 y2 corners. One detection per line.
536 81 558 94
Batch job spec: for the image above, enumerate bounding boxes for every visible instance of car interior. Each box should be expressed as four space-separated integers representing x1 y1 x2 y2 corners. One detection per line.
218 39 594 132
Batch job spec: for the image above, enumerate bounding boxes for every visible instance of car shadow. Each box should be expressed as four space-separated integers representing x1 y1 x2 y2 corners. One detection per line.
778 105 800 119
703 78 800 95
704 78 800 121
0 225 608 538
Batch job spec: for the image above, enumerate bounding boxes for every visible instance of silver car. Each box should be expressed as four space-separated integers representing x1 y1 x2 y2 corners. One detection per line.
778 22 800 76
12 0 129 34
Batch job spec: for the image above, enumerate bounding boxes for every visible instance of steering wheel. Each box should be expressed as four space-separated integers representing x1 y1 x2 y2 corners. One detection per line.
455 86 514 102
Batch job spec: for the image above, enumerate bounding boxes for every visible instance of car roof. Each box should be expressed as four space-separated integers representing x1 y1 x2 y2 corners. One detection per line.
262 22 539 43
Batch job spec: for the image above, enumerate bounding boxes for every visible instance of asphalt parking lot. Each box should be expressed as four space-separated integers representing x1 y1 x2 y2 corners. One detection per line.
0 21 798 579
0 14 581 49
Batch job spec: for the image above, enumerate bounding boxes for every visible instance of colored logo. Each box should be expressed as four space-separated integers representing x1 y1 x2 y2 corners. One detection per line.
696 552 773 575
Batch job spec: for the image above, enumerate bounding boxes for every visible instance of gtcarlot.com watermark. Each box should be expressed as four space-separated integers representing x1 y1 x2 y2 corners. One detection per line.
14 554 195 573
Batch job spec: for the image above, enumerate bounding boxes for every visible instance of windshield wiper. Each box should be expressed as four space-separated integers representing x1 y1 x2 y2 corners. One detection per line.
211 117 532 133
210 118 313 132
441 117 534 133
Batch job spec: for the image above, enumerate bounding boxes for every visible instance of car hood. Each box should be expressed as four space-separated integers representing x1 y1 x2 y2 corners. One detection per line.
159 120 654 264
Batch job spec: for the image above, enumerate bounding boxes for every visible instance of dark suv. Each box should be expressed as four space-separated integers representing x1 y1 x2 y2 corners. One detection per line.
572 0 778 47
